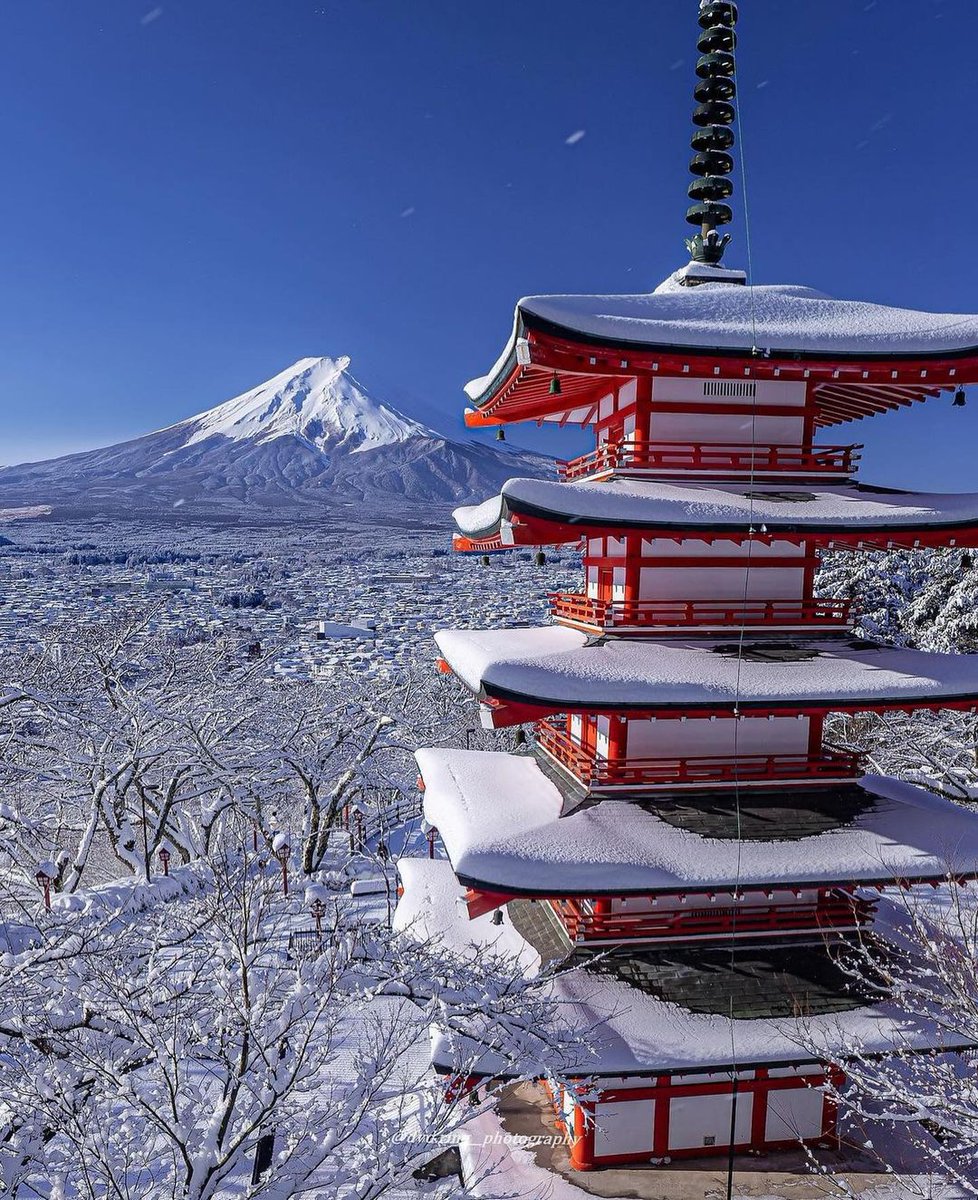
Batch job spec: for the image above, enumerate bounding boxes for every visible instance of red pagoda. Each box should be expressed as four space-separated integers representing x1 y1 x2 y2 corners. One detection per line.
396 0 978 1173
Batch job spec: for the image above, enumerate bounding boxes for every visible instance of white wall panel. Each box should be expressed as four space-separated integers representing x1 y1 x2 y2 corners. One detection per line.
669 1093 753 1151
765 1086 825 1142
594 1099 655 1157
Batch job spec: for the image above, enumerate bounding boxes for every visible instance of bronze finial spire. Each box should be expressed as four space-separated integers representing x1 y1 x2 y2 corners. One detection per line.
685 1 739 266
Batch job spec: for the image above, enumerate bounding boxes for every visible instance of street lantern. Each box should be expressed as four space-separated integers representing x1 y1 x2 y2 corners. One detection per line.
427 826 438 859
305 883 329 945
159 846 171 876
272 833 290 895
35 859 56 911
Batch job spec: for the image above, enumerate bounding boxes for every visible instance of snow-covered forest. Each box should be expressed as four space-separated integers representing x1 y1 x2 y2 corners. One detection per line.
0 597 578 1198
4 530 978 1196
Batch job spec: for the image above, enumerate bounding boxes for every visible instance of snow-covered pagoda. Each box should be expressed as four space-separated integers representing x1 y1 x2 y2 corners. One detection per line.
397 0 978 1172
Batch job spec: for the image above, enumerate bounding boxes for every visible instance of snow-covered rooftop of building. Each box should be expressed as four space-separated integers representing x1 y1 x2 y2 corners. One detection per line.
453 478 978 540
434 626 978 711
418 749 978 893
397 860 968 1076
393 857 540 972
464 276 978 400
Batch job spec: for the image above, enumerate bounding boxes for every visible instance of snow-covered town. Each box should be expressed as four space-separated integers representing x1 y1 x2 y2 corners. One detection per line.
5 2 978 1199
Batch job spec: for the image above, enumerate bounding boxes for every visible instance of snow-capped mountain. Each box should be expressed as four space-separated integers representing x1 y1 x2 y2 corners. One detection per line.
0 357 550 519
180 356 429 454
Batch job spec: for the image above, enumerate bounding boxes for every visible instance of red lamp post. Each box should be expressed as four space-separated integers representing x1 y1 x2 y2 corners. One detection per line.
35 860 55 910
272 834 290 896
159 846 171 876
311 898 326 941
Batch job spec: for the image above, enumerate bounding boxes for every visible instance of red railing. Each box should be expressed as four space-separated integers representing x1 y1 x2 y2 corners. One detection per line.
550 894 875 943
548 593 854 632
536 721 864 790
557 440 862 481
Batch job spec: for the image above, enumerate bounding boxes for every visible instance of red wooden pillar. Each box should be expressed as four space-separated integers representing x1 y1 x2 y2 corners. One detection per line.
633 375 652 460
569 1098 597 1171
623 532 643 614
652 1076 671 1156
750 1069 768 1148
592 896 613 937
607 714 629 763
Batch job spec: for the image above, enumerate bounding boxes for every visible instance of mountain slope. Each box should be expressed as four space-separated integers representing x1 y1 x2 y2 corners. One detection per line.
0 357 550 519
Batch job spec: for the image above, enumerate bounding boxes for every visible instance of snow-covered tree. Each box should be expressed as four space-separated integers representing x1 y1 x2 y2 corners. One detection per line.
0 842 581 1198
799 886 978 1197
0 610 489 893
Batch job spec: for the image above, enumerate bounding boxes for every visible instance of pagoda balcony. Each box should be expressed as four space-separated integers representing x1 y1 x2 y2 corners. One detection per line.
550 891 875 946
548 593 854 635
556 440 862 482
536 721 864 791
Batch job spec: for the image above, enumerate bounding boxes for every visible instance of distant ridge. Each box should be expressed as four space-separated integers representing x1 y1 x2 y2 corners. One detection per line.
0 357 550 520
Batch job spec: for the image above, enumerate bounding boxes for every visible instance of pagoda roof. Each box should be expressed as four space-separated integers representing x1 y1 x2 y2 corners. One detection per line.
418 748 978 896
395 859 971 1077
454 477 978 549
434 626 978 723
464 274 978 429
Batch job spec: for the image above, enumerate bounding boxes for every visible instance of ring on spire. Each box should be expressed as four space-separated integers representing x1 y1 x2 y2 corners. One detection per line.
685 0 740 265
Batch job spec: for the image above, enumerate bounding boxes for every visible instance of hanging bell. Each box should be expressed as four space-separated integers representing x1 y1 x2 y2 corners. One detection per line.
953 388 967 408
490 909 504 926
496 427 506 441
549 372 562 396
534 550 547 566
514 728 527 746
962 553 974 570
480 554 490 566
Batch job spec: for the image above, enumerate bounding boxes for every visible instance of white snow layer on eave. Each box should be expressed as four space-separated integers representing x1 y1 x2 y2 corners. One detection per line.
463 308 522 402
434 628 978 706
416 749 978 891
434 626 587 693
453 493 506 537
398 862 955 1076
519 281 978 356
500 477 978 528
393 858 540 973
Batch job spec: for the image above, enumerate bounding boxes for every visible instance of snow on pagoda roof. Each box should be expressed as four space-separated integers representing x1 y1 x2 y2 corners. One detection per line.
417 749 978 894
453 477 978 541
464 277 978 401
397 860 967 1077
433 626 978 713
393 857 540 972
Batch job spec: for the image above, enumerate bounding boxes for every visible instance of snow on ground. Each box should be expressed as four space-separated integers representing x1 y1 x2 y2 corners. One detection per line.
0 504 52 522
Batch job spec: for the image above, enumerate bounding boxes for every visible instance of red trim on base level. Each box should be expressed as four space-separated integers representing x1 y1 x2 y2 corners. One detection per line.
561 1066 848 1169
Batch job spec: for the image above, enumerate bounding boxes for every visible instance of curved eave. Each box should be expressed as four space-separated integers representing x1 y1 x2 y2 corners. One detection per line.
452 492 978 551
418 750 978 899
464 315 978 430
434 628 978 727
473 684 978 728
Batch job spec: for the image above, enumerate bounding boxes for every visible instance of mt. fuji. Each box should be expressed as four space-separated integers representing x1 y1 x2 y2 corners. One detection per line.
0 357 550 520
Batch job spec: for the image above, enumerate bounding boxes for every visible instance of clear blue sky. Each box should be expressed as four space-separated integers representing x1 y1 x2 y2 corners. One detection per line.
2 0 976 489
